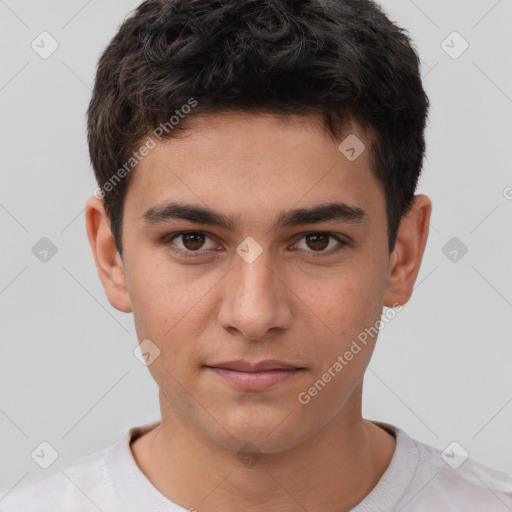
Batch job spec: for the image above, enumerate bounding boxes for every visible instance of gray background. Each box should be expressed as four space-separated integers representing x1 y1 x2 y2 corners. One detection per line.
1 0 511 495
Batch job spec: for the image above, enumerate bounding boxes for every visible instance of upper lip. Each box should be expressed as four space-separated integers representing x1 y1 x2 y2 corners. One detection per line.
205 360 303 372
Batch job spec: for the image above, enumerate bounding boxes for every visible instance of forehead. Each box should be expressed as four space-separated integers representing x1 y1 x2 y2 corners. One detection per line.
123 112 384 227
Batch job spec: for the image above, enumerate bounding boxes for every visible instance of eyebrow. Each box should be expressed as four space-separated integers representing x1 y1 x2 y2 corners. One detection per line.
139 201 369 231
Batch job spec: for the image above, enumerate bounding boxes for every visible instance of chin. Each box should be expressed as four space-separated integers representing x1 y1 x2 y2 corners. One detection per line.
209 409 311 455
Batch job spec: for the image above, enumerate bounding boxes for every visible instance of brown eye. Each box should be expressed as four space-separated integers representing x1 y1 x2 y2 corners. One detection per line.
164 231 218 257
293 232 347 257
180 232 206 251
305 233 330 251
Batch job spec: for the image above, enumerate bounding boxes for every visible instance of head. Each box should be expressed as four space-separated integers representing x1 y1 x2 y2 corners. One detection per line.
85 0 431 454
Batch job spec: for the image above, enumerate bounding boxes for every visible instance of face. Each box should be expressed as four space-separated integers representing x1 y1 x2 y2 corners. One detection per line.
87 112 428 454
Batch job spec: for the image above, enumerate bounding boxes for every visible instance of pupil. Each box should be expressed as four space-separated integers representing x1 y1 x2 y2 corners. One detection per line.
183 232 204 250
307 234 328 251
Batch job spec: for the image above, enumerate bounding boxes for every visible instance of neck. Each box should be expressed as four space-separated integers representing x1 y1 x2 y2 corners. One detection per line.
131 386 396 512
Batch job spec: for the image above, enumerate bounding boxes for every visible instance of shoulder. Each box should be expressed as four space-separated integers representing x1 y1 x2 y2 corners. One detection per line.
0 442 116 512
371 421 512 511
406 432 512 510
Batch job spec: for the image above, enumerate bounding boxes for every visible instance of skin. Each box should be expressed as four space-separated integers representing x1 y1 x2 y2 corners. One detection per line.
85 112 431 512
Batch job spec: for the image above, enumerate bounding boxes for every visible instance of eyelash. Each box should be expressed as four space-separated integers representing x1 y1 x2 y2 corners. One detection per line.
161 231 348 259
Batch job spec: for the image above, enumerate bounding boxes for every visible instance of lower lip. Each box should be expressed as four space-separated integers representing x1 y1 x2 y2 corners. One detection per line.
206 367 302 390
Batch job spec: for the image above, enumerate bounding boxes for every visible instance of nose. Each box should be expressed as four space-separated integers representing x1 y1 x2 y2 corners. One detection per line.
217 246 293 341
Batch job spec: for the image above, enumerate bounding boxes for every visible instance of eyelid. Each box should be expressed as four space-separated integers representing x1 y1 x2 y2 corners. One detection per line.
290 231 348 256
162 231 220 257
162 230 348 258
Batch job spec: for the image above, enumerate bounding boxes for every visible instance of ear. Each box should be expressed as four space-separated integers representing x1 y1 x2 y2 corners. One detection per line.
384 194 432 307
85 195 132 313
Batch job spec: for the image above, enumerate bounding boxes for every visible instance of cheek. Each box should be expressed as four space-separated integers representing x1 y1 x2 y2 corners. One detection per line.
127 250 204 335
296 259 385 343
127 260 217 377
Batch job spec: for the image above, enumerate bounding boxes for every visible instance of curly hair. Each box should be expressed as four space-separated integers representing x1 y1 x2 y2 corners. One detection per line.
87 0 430 257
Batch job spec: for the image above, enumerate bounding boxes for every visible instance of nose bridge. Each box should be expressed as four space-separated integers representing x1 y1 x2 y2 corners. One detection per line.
218 239 291 339
232 239 277 306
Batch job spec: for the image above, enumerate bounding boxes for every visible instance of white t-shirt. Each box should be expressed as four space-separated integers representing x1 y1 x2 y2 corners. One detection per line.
2 420 512 511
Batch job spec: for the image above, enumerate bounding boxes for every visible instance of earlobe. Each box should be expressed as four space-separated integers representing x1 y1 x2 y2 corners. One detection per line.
85 196 133 313
383 194 432 308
